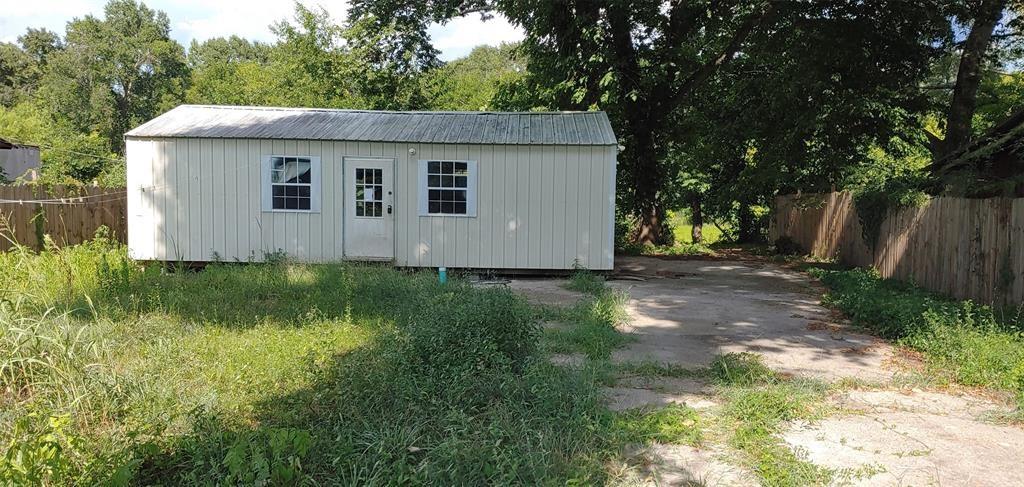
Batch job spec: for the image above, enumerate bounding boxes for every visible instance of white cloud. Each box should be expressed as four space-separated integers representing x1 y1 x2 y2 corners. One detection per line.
429 14 524 60
169 0 351 46
0 0 523 60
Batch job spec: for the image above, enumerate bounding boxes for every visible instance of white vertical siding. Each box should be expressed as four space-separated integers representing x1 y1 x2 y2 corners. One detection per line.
126 137 616 269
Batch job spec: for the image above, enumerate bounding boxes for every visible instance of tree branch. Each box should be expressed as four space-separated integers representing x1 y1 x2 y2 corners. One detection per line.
924 129 943 153
664 3 775 114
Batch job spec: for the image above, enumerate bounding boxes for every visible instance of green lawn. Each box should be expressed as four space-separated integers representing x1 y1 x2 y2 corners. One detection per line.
0 237 626 485
667 209 727 245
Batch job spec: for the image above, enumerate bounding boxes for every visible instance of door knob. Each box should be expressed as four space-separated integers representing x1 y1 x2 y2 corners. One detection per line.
387 205 393 214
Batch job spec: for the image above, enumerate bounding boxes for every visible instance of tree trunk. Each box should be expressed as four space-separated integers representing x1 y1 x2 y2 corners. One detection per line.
937 0 1005 160
690 195 703 244
633 152 670 245
737 201 756 243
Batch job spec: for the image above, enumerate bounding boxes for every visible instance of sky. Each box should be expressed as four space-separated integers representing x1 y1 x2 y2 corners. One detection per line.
0 0 524 61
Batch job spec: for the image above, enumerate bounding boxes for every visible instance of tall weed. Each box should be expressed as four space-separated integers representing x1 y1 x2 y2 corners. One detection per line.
813 267 1024 406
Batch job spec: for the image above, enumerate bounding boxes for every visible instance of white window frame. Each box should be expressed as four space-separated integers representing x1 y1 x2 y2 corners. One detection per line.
417 159 477 217
261 155 321 213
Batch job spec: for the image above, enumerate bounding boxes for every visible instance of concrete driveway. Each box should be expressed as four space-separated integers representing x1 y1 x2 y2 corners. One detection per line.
609 256 894 382
512 255 1024 486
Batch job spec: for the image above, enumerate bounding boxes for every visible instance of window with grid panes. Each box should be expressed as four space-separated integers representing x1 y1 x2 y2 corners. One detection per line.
426 161 468 214
354 168 384 217
269 156 312 210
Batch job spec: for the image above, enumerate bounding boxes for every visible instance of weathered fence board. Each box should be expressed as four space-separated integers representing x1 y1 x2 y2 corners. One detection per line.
771 192 1023 307
0 185 126 252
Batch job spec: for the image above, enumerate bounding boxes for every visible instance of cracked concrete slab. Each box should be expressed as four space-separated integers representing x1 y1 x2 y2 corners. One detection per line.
606 376 718 411
784 410 1024 486
508 278 586 307
619 444 756 486
609 256 895 382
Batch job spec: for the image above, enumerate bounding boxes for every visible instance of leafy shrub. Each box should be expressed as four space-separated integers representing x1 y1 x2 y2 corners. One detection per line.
136 411 312 485
851 172 929 249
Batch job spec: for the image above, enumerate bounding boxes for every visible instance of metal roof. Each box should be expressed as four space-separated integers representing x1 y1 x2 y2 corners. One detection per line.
126 105 618 146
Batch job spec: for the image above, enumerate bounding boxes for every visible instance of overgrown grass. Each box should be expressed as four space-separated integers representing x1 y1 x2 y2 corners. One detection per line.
710 353 834 486
812 267 1024 409
564 266 608 295
611 404 703 447
545 270 632 360
0 238 632 485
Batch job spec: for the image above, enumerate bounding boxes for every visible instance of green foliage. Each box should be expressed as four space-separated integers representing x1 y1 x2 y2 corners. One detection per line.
564 265 608 296
611 405 702 447
141 413 312 486
710 353 780 386
847 143 931 248
0 103 121 185
813 267 1024 406
36 0 188 153
424 43 526 110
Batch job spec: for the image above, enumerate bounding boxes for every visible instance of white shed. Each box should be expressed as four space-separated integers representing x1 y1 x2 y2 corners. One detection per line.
125 105 617 270
0 138 41 181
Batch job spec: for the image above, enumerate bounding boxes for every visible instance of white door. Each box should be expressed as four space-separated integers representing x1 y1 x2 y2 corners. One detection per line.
344 158 395 260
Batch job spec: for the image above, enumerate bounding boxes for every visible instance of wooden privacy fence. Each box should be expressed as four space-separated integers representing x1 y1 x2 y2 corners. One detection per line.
0 185 127 252
770 192 1023 307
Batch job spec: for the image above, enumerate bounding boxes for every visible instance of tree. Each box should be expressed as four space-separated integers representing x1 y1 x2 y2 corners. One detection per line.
18 28 64 67
658 2 948 242
0 102 120 184
36 0 188 153
932 0 1009 161
350 0 777 244
185 37 276 106
0 44 36 107
187 36 270 68
423 43 525 111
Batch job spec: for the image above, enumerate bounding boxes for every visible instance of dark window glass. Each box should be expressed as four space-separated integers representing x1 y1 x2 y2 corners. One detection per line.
424 160 470 214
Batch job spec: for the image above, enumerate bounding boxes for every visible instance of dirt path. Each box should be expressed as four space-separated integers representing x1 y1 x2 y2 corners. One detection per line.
511 256 1024 485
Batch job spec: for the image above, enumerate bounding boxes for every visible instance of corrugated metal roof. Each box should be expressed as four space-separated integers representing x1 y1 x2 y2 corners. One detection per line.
126 105 617 146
